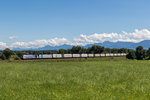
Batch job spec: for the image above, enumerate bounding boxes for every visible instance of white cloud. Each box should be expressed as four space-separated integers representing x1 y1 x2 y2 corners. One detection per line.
1 29 150 50
8 36 17 40
122 29 150 42
0 42 7 50
73 29 150 45
73 33 124 45
8 38 72 49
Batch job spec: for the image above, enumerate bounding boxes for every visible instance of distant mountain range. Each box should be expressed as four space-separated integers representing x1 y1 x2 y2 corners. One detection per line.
85 40 150 49
13 40 150 51
13 44 73 51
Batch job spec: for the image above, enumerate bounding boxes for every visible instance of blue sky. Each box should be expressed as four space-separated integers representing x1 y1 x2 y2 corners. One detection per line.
0 0 150 49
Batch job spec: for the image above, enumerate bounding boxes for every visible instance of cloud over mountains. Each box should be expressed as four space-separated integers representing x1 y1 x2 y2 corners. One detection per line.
1 29 150 50
74 29 150 45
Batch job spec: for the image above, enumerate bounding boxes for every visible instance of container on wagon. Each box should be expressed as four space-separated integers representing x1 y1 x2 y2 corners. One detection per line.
52 54 62 58
117 53 121 56
110 53 114 56
122 53 127 56
106 53 110 57
56 54 63 58
95 54 100 57
88 54 94 57
100 54 105 57
38 54 53 59
120 53 124 56
81 54 88 58
64 54 72 58
114 54 118 56
73 54 80 58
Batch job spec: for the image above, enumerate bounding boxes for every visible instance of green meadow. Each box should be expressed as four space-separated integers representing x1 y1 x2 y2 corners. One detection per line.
0 57 150 100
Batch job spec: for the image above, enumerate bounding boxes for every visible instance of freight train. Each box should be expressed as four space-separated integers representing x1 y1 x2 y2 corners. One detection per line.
23 53 127 59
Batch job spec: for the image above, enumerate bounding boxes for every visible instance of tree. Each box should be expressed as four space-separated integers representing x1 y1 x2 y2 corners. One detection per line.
89 45 104 54
9 55 21 60
79 48 87 53
118 48 128 53
143 49 147 59
67 49 72 53
16 51 24 59
147 48 150 59
135 46 145 60
71 46 82 54
111 48 119 53
86 47 91 53
0 54 6 60
2 48 14 59
104 48 111 53
59 49 67 54
126 50 136 59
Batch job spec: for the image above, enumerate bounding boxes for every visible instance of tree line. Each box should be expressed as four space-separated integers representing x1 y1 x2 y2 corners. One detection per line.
126 46 150 60
0 45 131 60
0 45 149 60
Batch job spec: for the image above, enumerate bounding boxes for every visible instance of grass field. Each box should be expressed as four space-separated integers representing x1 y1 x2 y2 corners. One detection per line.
0 57 150 100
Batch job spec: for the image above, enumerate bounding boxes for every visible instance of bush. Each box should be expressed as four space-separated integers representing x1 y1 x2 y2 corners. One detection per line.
9 55 21 60
147 48 150 59
16 52 24 59
126 50 136 59
2 48 14 59
0 54 6 60
135 46 145 60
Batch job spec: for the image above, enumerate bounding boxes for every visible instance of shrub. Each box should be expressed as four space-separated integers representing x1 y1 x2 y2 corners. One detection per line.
135 46 145 60
16 52 24 59
2 48 14 59
9 55 21 60
0 54 6 60
126 50 136 59
147 48 150 59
